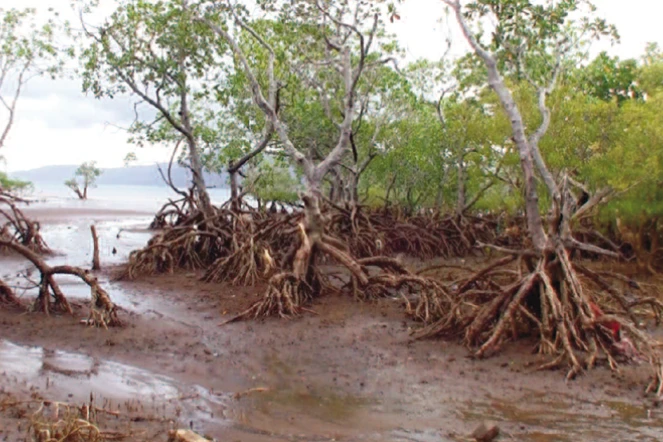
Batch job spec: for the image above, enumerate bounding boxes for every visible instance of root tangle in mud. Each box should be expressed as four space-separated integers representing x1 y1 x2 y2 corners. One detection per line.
412 240 663 393
0 189 50 254
0 239 120 326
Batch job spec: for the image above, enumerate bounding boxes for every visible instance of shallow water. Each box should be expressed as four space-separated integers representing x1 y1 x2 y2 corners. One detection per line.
25 182 232 213
1 215 156 309
0 340 179 401
0 339 231 432
460 389 663 441
4 185 663 441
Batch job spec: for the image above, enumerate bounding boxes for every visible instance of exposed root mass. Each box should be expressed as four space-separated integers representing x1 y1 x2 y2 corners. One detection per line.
0 239 119 326
413 244 663 392
0 189 50 254
231 272 313 321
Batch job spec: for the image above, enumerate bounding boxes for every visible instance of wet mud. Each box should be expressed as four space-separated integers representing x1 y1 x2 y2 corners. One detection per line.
1 206 663 441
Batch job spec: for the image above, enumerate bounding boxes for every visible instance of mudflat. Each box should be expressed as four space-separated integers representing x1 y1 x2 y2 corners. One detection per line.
1 207 662 441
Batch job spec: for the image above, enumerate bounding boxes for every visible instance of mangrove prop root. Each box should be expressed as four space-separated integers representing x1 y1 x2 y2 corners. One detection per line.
413 242 663 390
0 239 120 326
0 278 23 308
329 208 497 260
230 273 313 321
122 207 301 282
203 214 297 286
0 190 50 254
124 203 509 285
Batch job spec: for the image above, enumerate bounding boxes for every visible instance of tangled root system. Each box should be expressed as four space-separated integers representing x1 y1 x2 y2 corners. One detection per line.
412 245 663 390
0 190 50 254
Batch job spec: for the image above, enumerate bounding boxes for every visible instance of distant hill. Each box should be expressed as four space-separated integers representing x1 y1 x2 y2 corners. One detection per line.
10 163 228 188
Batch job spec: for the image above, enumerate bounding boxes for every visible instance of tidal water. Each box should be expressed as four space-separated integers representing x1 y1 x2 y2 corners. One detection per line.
25 181 232 213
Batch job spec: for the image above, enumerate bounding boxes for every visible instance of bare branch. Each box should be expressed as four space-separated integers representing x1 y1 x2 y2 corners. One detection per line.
197 10 311 175
0 59 31 149
462 158 505 213
572 186 613 221
444 0 548 250
156 138 188 197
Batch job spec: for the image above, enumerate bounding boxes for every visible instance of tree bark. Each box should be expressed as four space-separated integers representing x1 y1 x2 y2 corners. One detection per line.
90 225 101 271
447 1 548 251
456 154 466 217
229 167 240 212
178 56 213 217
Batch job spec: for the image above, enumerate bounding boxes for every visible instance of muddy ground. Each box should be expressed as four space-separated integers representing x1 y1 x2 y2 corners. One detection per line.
2 208 663 441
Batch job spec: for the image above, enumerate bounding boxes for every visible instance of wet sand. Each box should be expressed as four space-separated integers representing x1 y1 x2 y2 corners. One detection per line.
1 207 663 441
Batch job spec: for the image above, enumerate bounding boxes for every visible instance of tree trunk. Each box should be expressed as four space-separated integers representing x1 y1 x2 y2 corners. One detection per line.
90 225 101 271
384 174 397 208
348 168 360 208
490 85 546 250
291 180 326 288
449 4 548 251
186 138 214 216
229 167 240 212
456 155 466 217
74 187 85 200
178 58 213 217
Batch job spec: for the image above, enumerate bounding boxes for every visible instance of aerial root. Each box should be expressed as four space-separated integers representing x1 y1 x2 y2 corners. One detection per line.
123 207 301 281
350 256 453 320
0 278 23 308
408 243 662 388
203 238 264 286
227 273 313 322
120 209 234 280
203 214 296 286
122 206 504 284
328 206 497 259
0 238 120 326
0 190 50 254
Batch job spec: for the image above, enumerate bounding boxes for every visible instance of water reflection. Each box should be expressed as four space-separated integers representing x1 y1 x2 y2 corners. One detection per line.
460 388 663 441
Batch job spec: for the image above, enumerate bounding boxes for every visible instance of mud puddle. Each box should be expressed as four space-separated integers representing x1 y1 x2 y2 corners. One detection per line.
461 388 663 441
0 339 407 441
0 339 230 433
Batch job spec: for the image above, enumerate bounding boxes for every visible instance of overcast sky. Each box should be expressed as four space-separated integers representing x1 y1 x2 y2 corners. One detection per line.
1 0 661 172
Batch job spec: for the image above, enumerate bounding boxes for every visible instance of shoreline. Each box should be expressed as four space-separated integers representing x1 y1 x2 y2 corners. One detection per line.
19 206 155 224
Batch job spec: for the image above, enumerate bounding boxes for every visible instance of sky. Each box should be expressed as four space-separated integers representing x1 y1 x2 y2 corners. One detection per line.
1 0 661 173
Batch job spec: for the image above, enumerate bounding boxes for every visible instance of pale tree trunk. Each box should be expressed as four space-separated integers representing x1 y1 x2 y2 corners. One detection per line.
446 1 548 251
456 154 466 217
226 119 275 212
202 4 377 297
186 138 213 216
178 64 213 216
229 168 240 212
90 225 101 270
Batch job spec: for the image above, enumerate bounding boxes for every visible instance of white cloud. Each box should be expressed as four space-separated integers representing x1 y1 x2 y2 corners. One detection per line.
2 119 168 172
1 0 661 172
